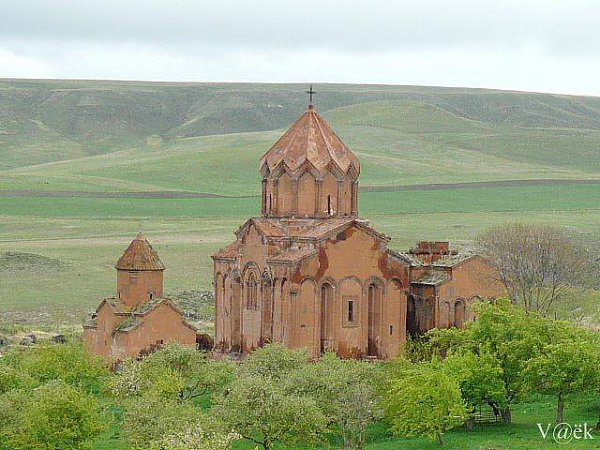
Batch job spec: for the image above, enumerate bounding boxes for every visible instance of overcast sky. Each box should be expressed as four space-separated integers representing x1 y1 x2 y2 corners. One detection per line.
2 0 600 96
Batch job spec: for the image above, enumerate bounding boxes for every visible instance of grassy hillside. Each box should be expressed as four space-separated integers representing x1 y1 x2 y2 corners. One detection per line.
1 79 599 328
2 98 600 195
1 78 599 173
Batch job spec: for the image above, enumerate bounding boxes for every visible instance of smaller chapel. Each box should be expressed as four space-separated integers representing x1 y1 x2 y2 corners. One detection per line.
84 233 197 363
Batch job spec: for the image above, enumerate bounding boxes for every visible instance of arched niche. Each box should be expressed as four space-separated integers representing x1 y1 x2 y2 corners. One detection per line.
297 171 316 216
366 278 384 357
277 172 292 216
454 299 466 328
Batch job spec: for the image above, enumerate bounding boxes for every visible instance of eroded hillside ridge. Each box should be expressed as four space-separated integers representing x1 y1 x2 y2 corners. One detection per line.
1 79 599 170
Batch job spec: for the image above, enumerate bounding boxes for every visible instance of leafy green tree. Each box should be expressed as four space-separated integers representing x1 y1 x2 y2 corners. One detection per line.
0 380 104 450
121 393 235 450
425 327 473 357
238 342 308 379
442 350 506 429
2 342 108 393
111 357 185 400
214 375 327 450
382 361 467 446
525 340 600 423
111 342 236 402
468 298 552 423
289 351 382 449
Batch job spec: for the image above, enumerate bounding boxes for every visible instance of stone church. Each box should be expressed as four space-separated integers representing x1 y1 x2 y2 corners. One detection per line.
212 103 503 359
84 233 197 363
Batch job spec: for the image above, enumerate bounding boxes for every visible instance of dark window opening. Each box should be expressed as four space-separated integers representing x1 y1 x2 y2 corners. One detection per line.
327 195 332 215
149 292 153 300
389 325 393 335
347 300 354 322
246 274 258 310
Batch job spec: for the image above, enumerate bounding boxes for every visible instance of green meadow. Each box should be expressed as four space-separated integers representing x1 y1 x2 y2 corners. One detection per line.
2 184 600 327
1 79 600 329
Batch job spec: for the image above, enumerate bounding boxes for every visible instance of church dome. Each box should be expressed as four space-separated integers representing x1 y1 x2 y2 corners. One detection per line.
115 232 165 271
259 105 360 178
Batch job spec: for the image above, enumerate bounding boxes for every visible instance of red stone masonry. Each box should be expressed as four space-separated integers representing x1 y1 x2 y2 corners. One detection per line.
84 234 196 364
213 104 504 360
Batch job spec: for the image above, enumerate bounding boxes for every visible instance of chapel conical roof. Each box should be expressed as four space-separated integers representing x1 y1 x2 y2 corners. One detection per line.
259 105 360 176
115 232 165 271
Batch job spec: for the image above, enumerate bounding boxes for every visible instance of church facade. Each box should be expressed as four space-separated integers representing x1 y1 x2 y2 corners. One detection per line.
84 233 197 363
212 104 503 359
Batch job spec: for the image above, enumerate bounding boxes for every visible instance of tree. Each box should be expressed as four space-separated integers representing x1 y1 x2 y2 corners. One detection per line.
1 342 109 393
111 342 236 402
442 350 506 429
468 299 552 423
289 351 382 449
214 375 327 450
478 223 595 315
121 394 237 450
525 340 600 424
154 426 240 450
382 361 467 446
421 327 473 360
238 342 308 380
0 380 104 450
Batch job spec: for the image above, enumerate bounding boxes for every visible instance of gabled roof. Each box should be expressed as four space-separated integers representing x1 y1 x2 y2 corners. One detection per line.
116 232 165 271
431 254 477 268
259 105 360 176
411 272 452 286
112 299 198 334
212 240 241 260
267 248 318 266
387 249 424 267
231 217 389 244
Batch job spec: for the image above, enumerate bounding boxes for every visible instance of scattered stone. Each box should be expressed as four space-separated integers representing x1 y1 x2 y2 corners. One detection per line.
0 252 66 275
168 289 215 322
52 334 67 344
20 334 37 346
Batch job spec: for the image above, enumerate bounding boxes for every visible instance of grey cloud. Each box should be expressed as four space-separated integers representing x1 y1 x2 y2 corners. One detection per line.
1 0 599 54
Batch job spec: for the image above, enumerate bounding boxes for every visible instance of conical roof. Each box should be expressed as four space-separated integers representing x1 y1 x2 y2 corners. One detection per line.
259 105 360 176
115 233 165 271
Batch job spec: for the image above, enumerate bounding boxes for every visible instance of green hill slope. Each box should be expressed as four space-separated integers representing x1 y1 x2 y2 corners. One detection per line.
1 96 599 196
1 79 599 174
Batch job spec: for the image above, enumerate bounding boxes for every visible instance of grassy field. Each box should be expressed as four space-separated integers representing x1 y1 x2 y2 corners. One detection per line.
2 183 600 328
1 79 600 330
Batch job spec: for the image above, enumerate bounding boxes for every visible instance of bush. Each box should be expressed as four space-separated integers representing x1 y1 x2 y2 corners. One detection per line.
0 380 104 450
382 361 467 446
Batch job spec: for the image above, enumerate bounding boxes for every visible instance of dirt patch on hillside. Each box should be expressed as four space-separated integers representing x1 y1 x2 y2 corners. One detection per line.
0 251 67 274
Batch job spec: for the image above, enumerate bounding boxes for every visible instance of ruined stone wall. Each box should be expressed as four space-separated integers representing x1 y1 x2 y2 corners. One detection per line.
437 257 504 328
84 302 120 363
111 303 196 361
290 226 409 359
